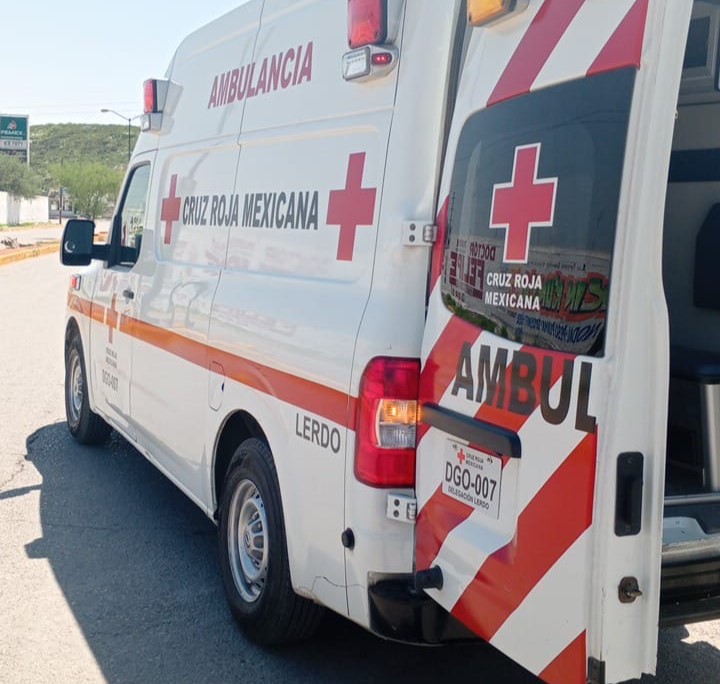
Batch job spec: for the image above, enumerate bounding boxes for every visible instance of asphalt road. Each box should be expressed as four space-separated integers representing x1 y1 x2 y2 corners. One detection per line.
1 255 719 684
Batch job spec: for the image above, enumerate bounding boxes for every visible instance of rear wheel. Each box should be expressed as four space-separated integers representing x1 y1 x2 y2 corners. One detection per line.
218 438 324 645
65 335 111 445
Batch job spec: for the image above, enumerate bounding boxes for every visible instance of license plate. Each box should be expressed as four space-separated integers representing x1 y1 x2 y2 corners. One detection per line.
442 441 502 518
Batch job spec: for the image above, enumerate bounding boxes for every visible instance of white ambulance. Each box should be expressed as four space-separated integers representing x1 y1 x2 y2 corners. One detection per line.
61 1 720 681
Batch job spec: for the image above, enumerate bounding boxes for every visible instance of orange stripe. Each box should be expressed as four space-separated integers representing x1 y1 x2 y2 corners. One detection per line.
451 432 597 640
71 296 356 429
539 631 587 684
67 293 93 318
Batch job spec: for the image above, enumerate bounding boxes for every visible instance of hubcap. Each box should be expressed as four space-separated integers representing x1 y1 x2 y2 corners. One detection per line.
227 479 268 603
68 351 83 425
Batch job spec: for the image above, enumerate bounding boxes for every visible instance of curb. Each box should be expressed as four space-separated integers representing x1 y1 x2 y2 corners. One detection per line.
0 242 60 267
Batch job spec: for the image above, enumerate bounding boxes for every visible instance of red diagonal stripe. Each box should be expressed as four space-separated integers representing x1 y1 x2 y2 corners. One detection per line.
488 0 586 107
540 631 587 684
471 345 570 433
588 0 649 77
416 486 474 572
429 196 450 290
451 431 597 640
416 348 573 569
418 316 482 443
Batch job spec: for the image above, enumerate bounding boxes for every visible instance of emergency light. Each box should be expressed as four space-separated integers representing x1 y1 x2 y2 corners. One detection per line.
468 0 529 27
348 0 387 49
144 80 160 114
141 79 170 133
343 0 398 83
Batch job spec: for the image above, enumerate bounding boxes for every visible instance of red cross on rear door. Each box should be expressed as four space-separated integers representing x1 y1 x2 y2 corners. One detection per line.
490 143 558 264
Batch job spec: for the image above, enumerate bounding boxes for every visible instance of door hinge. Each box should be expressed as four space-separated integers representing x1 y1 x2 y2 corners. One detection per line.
402 221 436 246
387 494 417 523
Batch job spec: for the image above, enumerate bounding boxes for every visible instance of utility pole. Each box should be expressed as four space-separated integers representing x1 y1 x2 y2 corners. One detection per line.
100 109 140 162
58 156 64 225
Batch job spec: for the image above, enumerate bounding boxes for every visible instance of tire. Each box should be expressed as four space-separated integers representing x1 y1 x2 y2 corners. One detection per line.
218 438 324 645
64 334 111 445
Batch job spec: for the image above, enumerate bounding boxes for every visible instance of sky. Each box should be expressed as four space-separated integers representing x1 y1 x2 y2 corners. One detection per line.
1 1 244 126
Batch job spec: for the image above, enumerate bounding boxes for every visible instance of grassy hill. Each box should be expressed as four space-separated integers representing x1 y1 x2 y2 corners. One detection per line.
30 123 139 192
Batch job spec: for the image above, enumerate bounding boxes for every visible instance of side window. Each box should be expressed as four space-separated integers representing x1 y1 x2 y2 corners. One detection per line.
441 69 636 357
115 164 151 266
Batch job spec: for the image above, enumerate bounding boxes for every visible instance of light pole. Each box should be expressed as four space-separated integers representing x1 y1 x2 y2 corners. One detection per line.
100 109 140 162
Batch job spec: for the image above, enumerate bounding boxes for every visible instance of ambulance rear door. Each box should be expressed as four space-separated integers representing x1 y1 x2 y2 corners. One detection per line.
415 2 692 683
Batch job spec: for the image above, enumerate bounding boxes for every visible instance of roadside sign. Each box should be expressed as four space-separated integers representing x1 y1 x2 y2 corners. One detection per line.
0 115 29 165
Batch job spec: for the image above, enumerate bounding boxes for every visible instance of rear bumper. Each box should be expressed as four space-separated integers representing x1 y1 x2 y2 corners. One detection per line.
368 575 477 644
369 515 720 636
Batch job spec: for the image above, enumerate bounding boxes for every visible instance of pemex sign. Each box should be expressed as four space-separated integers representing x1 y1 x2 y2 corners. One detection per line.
0 115 29 164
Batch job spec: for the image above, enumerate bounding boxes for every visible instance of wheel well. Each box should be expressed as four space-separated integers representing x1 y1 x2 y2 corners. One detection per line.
214 411 268 517
65 318 80 355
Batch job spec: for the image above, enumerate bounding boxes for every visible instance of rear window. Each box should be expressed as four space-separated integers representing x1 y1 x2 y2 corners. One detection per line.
441 69 635 356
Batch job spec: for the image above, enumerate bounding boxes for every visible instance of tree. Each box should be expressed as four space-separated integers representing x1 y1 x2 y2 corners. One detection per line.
32 123 139 193
51 162 124 220
0 155 39 199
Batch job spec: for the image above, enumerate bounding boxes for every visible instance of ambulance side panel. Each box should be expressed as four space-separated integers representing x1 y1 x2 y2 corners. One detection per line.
128 2 262 507
206 0 461 621
207 0 401 618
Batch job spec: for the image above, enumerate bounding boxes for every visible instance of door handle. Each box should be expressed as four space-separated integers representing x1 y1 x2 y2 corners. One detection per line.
615 452 644 537
122 289 135 301
421 403 521 459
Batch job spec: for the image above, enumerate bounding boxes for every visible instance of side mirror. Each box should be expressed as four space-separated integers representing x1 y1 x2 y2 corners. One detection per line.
60 219 107 266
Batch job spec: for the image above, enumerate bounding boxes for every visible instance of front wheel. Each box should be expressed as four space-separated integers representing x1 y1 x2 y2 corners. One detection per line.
218 438 324 645
65 334 111 445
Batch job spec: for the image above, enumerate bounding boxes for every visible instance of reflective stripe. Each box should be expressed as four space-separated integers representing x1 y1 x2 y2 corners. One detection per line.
68 295 357 429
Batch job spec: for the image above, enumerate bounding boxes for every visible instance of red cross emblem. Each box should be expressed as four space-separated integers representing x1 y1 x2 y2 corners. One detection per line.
161 175 182 245
457 449 467 465
490 143 558 264
327 153 377 262
105 294 119 344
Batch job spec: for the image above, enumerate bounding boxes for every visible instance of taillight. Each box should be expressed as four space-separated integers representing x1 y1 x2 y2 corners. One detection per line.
355 357 420 488
144 79 158 114
348 0 387 49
